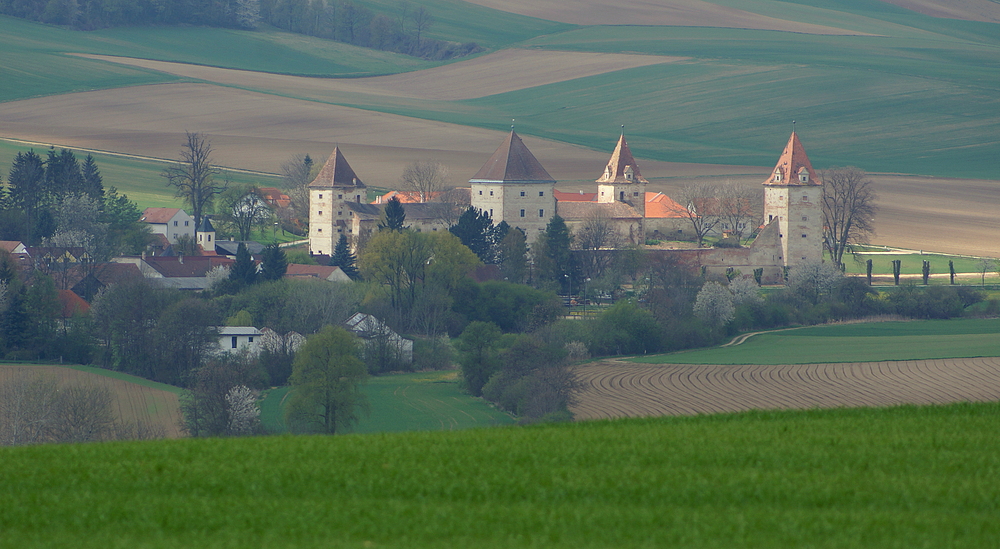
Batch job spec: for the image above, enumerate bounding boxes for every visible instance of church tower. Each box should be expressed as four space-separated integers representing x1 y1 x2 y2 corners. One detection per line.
308 147 366 256
596 131 647 219
469 130 556 243
762 132 823 267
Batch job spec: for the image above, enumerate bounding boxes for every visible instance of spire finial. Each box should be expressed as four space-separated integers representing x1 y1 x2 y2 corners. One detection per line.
792 120 796 134
621 124 625 136
511 118 515 131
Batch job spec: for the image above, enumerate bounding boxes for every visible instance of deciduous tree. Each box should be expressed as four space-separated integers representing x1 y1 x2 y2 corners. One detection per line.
162 132 225 228
822 167 878 270
285 325 368 434
676 182 721 247
401 160 446 202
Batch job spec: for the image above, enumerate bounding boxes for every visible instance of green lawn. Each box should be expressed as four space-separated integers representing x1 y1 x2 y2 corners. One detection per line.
634 318 1000 365
839 250 998 277
2 401 998 547
259 370 514 434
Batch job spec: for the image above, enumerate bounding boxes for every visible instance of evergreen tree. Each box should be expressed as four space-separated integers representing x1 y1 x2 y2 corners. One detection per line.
229 242 258 285
498 227 528 284
535 215 575 293
81 154 104 200
330 234 360 280
450 206 491 260
7 150 47 244
45 148 84 197
378 196 406 231
259 243 288 281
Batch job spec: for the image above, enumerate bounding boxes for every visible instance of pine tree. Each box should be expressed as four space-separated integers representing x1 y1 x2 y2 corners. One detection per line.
81 154 104 200
378 196 406 231
259 243 288 281
330 234 359 280
229 242 258 285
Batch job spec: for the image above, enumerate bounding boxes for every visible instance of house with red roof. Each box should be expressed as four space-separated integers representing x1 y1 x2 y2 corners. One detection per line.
141 207 195 244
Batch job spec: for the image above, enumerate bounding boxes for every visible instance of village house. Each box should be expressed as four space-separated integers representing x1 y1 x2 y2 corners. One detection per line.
217 326 262 355
141 207 195 244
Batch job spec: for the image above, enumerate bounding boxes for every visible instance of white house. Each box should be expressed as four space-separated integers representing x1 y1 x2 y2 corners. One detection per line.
141 207 195 244
344 312 413 364
217 326 262 355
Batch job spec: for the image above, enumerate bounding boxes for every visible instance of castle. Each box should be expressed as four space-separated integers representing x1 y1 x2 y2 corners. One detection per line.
308 130 824 283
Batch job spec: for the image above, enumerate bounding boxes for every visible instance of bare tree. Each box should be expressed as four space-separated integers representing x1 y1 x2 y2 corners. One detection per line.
575 210 622 279
411 5 433 47
822 167 878 270
401 160 446 202
218 185 273 241
717 182 761 244
675 182 722 247
162 132 226 228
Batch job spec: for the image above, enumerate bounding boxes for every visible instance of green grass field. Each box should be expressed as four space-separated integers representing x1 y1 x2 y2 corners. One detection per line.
260 370 515 434
635 318 1000 365
2 401 998 547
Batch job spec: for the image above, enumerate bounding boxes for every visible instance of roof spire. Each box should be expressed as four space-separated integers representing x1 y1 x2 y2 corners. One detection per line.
511 118 515 131
621 124 625 136
792 120 796 134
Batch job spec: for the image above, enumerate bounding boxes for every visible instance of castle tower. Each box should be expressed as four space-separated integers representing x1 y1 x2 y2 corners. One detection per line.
469 130 556 243
596 131 647 219
308 147 366 256
762 132 823 267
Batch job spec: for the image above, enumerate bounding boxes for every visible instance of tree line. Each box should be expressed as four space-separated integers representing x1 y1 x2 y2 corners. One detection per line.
1 0 482 60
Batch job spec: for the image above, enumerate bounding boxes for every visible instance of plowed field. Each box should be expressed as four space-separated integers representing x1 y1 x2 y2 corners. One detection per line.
571 357 1000 420
0 364 184 438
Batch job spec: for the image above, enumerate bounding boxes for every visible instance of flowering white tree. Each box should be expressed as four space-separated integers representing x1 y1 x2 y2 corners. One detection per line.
225 385 260 436
729 277 763 307
693 281 735 327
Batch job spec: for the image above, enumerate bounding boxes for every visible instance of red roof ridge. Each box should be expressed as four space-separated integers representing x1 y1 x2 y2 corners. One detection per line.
596 133 648 184
763 132 821 187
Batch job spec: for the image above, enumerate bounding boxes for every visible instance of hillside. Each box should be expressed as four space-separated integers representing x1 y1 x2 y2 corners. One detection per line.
0 0 997 254
1 402 998 547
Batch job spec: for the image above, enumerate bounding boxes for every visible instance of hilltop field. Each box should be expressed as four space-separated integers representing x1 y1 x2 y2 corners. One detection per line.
0 0 997 255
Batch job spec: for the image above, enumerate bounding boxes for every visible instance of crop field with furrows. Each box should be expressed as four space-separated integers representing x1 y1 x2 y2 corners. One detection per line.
2 402 999 547
0 364 184 438
571 319 1000 420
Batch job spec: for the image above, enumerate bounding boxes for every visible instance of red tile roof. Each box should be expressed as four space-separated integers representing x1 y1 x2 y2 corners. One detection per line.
470 130 555 184
308 147 365 189
373 190 443 204
141 207 184 224
763 132 821 187
144 255 233 277
554 190 597 202
58 290 90 318
645 192 690 219
596 133 648 184
258 187 291 208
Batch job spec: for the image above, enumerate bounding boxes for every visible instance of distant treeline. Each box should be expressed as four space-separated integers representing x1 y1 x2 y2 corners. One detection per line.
0 0 482 60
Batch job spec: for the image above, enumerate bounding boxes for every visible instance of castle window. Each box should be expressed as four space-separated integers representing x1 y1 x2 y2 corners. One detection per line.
802 216 808 221
489 209 493 216
802 195 808 201
318 211 323 215
318 228 322 233
801 234 807 238
539 191 544 197
479 191 483 195
520 209 525 217
339 211 343 216
319 194 323 199
490 190 494 196
520 191 525 197
800 170 809 183
539 209 544 217
338 194 342 199
633 192 640 197
773 171 782 182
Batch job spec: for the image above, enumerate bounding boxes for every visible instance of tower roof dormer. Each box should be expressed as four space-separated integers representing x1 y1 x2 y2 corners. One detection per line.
763 132 821 187
470 130 555 184
597 132 648 184
309 147 365 189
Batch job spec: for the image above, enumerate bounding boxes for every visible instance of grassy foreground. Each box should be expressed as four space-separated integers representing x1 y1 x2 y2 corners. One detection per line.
1 402 998 547
637 318 1000 365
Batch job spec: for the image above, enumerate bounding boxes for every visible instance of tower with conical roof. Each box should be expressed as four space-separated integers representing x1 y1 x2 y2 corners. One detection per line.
596 131 647 219
308 147 367 256
469 130 556 243
762 132 823 267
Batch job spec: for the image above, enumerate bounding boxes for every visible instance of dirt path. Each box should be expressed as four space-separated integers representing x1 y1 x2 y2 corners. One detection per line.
571 357 1000 420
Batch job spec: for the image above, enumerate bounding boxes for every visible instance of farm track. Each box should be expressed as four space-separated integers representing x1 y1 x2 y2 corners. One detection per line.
571 357 1000 420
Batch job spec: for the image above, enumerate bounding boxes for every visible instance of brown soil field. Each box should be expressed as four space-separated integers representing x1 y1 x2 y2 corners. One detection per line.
457 0 869 34
571 357 1000 420
880 0 1000 23
0 364 184 438
73 50 681 101
1 78 996 256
